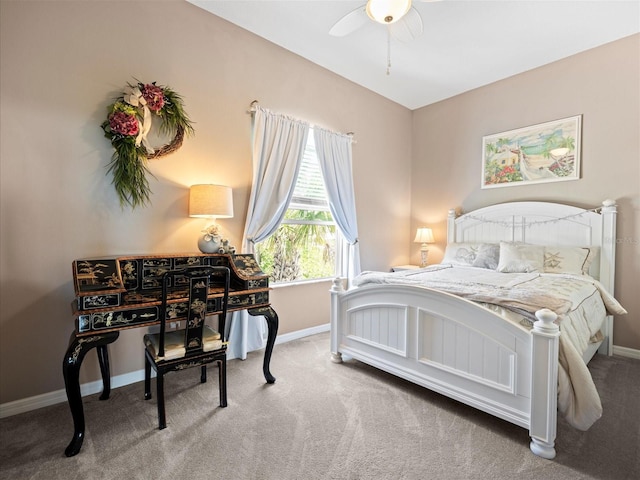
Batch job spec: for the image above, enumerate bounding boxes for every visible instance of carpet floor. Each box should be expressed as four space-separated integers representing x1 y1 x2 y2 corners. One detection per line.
0 332 638 479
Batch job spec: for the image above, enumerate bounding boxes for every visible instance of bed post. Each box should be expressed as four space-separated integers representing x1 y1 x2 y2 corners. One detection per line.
599 199 617 355
330 277 345 363
529 308 560 460
447 208 457 243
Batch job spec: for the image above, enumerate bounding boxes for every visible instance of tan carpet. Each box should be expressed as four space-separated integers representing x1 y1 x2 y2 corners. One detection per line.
0 332 638 479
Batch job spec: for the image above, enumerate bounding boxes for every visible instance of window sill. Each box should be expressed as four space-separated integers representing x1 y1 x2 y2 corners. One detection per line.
270 277 335 289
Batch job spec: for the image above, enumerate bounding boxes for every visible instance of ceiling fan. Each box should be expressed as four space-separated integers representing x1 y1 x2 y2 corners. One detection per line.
329 0 442 74
329 0 441 43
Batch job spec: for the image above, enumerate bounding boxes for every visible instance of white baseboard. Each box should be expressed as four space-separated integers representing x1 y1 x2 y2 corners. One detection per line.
0 370 147 419
613 345 640 360
0 324 330 420
273 323 330 345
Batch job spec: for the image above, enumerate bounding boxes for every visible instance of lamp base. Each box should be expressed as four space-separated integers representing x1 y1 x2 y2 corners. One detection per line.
197 235 237 255
197 235 222 253
419 248 429 268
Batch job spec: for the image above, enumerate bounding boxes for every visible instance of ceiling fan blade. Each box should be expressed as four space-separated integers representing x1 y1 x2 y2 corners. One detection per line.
329 5 369 37
390 6 423 42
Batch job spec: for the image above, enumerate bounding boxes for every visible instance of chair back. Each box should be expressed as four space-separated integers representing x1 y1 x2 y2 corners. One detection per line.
157 266 230 358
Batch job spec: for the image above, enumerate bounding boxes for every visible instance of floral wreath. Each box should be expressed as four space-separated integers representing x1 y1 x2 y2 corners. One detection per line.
101 80 194 208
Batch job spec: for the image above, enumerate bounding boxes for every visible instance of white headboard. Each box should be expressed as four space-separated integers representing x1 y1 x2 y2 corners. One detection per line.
447 200 618 354
447 199 617 296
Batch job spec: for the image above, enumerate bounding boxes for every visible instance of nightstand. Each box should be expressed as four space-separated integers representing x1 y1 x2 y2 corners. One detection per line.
391 265 420 272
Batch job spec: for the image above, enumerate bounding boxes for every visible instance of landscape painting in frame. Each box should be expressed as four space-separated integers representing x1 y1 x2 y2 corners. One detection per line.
482 115 581 188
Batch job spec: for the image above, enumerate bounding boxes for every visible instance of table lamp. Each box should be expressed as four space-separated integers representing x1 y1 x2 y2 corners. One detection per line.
414 227 434 267
189 184 234 253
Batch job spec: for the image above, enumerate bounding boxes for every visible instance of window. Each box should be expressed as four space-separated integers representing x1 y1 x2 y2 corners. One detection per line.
255 130 339 283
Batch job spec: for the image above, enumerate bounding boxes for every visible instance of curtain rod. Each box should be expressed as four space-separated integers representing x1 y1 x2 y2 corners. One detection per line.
247 100 355 142
248 99 259 113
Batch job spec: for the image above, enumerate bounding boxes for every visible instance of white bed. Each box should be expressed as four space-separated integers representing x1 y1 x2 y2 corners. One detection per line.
330 200 624 459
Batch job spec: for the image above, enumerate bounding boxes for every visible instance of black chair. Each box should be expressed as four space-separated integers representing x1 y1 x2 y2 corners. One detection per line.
143 265 230 429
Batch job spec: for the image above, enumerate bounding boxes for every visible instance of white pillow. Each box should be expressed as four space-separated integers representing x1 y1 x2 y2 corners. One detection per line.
543 246 597 275
442 243 481 266
472 243 500 270
442 243 500 269
497 242 545 273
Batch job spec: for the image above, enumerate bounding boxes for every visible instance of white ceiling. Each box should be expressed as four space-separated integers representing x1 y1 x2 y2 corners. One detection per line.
187 0 640 110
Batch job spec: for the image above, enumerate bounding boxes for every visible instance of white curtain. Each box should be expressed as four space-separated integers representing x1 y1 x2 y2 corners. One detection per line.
226 105 310 360
313 127 361 283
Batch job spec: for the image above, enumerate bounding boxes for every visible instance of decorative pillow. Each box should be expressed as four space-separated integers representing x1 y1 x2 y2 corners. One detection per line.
497 242 545 273
442 243 479 266
543 246 597 275
442 243 500 269
472 243 500 270
442 243 481 266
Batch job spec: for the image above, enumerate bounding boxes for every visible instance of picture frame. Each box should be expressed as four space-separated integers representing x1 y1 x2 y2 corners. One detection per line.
481 115 581 189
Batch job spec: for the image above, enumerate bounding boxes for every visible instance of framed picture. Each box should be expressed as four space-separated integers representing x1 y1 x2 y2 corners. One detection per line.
481 115 581 189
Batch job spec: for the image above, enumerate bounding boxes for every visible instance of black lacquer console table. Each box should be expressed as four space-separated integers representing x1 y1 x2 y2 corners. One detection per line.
63 253 278 457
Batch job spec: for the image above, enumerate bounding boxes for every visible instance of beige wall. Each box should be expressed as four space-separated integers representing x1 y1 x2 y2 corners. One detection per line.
411 34 640 350
0 1 412 404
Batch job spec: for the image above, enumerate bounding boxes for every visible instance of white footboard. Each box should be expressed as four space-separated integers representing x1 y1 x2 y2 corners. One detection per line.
330 278 560 459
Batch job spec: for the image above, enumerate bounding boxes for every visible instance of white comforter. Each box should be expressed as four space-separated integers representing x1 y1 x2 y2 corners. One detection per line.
353 265 627 430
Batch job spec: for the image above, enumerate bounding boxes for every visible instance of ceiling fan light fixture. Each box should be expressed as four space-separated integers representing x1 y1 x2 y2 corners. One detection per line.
366 0 412 25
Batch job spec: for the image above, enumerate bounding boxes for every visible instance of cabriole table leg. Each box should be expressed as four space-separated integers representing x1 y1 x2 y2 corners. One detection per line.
248 306 279 384
62 331 119 457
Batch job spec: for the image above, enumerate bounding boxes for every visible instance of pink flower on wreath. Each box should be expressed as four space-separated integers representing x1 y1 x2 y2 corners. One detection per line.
109 111 139 136
141 83 165 112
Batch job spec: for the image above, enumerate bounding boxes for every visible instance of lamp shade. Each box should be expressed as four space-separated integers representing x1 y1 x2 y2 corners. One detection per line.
414 227 434 244
189 184 234 218
366 0 411 24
